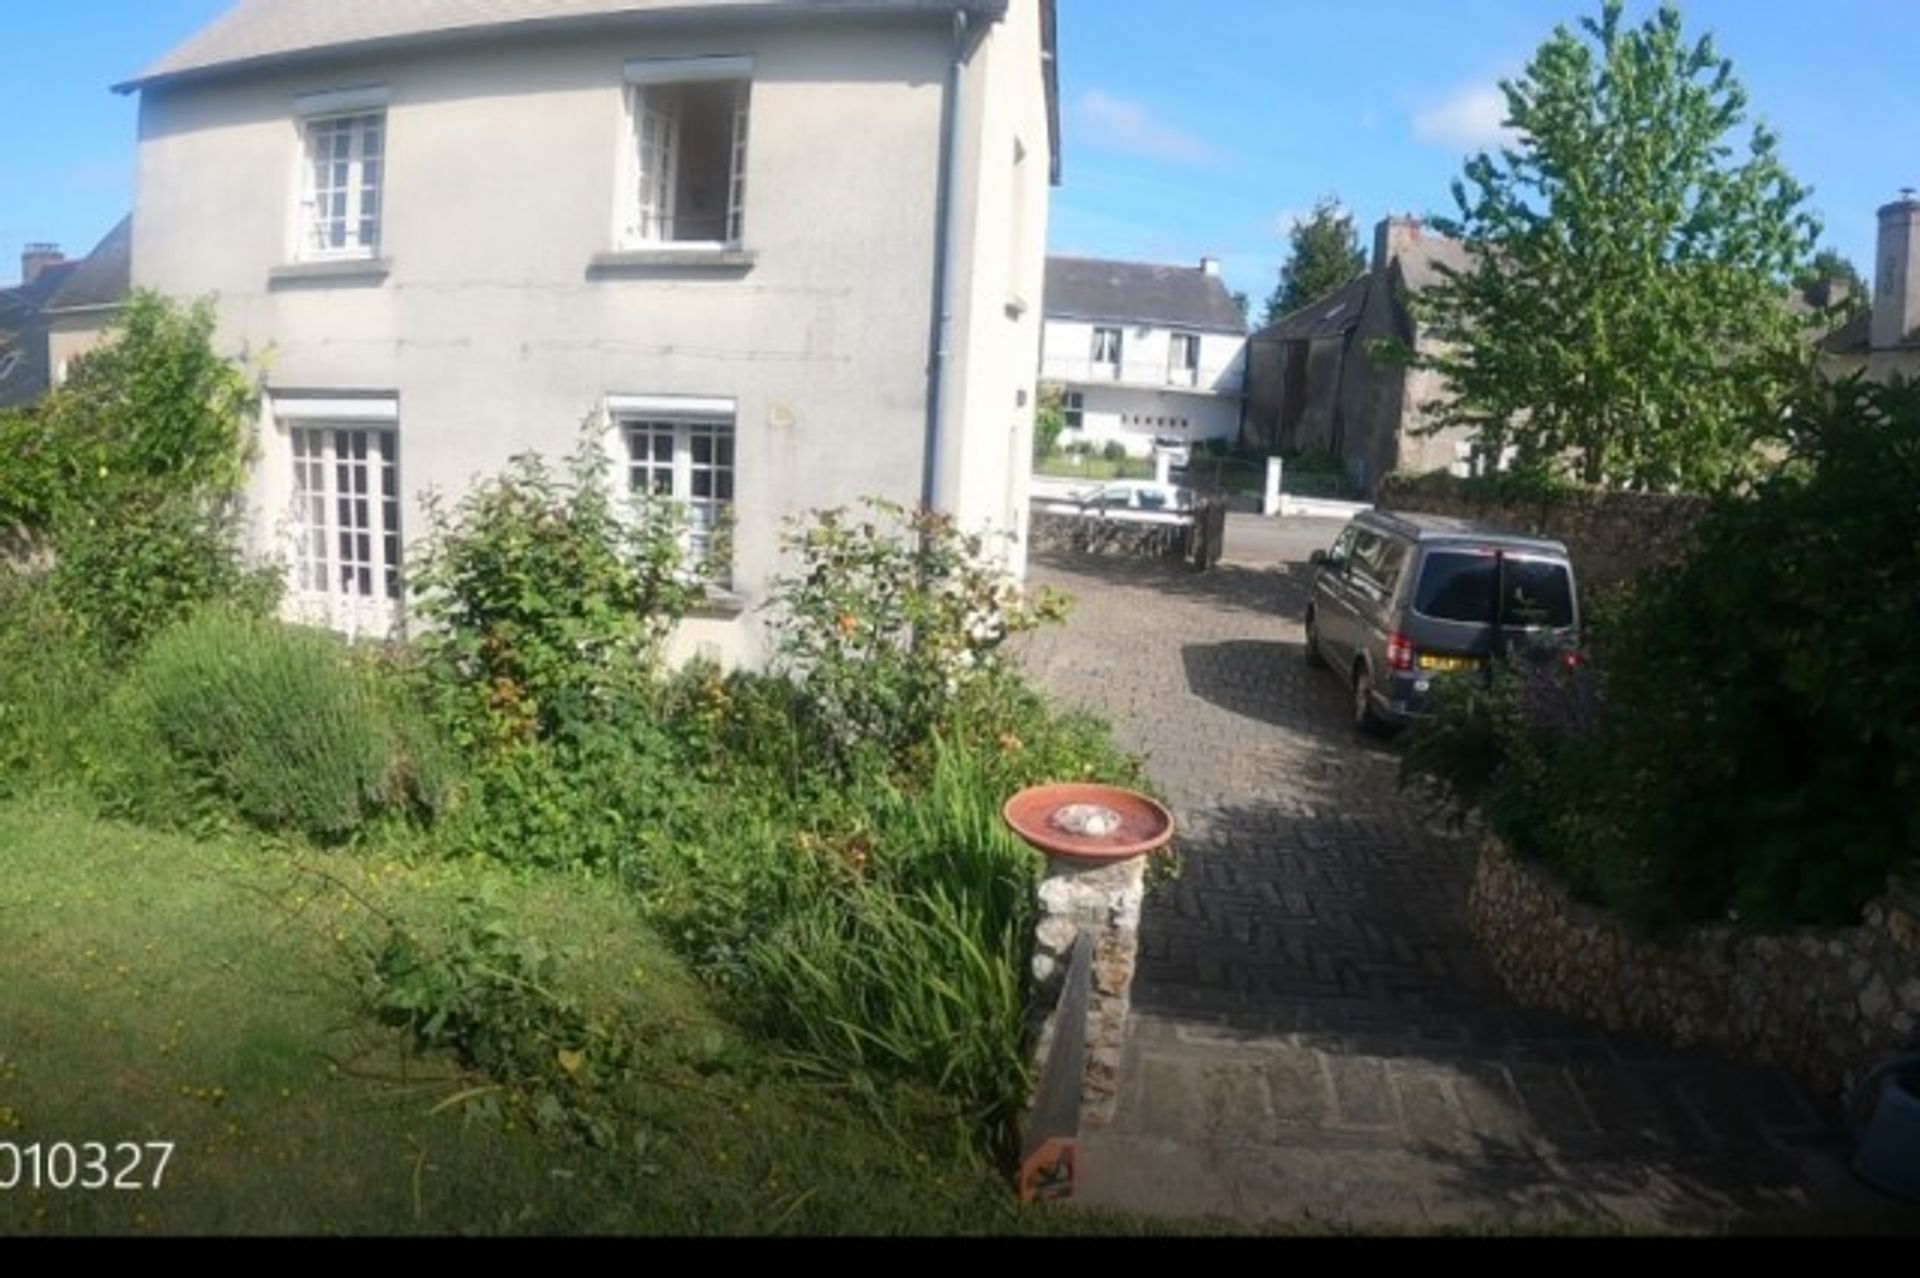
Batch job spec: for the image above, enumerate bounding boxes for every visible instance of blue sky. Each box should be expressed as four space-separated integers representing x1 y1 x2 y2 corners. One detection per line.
5 1 1917 310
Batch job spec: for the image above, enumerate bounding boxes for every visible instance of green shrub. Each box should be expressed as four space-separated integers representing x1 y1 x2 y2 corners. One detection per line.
1101 440 1128 464
1033 388 1066 460
50 491 280 658
121 607 449 842
443 718 690 875
8 293 279 658
1406 373 1920 933
354 891 633 1148
410 433 702 758
0 576 113 800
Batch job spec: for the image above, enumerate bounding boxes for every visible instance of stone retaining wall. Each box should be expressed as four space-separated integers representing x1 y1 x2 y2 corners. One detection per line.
1470 835 1920 1096
1028 854 1147 1125
1029 509 1192 561
1378 478 1707 594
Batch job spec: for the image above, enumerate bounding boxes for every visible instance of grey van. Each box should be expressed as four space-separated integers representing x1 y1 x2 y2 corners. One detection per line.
1303 511 1582 735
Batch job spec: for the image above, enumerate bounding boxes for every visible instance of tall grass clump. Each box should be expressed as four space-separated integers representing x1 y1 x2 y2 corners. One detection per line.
120 606 451 842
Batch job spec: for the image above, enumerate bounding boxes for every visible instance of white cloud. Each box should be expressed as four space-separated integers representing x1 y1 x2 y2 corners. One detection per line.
1073 90 1217 166
1413 82 1518 151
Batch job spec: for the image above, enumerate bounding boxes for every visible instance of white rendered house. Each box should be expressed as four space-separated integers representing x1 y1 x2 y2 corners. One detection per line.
119 0 1060 665
1039 255 1247 458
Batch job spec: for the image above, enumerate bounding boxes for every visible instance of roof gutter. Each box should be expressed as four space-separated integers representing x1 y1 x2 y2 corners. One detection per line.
921 8 990 512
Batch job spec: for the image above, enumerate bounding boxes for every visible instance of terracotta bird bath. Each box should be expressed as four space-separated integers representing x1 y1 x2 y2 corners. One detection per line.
1003 783 1175 866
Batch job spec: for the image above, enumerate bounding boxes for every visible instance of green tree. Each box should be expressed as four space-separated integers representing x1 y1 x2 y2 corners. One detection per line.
1401 1 1819 492
1264 197 1367 326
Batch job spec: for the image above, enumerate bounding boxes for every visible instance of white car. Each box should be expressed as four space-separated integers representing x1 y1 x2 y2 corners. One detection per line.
1087 480 1195 513
1152 436 1192 468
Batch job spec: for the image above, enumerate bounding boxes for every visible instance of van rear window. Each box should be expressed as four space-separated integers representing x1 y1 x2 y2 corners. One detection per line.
1414 552 1575 628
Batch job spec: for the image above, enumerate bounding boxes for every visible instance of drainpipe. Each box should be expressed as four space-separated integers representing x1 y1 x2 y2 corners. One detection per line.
921 10 979 512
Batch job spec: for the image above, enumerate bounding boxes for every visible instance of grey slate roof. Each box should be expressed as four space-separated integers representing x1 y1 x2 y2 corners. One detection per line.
121 0 1010 91
1045 256 1245 334
1253 228 1471 344
1254 273 1371 342
46 217 132 313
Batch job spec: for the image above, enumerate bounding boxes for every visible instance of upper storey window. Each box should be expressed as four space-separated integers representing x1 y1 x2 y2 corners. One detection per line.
622 57 752 249
293 87 390 262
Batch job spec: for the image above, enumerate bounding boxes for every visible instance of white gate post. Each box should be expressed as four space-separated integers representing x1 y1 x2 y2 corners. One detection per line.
1263 456 1285 517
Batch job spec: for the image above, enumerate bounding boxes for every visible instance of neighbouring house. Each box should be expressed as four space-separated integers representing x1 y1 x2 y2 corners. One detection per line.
1038 255 1247 459
1823 191 1920 382
1243 216 1476 498
118 0 1060 663
0 222 134 410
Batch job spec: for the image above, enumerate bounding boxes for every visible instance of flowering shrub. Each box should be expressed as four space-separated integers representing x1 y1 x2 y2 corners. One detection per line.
409 432 703 757
766 501 1066 770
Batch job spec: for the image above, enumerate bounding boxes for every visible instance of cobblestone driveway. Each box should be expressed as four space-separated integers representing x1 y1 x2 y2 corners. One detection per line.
1019 521 1887 1231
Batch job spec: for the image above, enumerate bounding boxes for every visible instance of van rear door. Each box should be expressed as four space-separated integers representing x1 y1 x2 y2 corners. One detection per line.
1407 549 1577 668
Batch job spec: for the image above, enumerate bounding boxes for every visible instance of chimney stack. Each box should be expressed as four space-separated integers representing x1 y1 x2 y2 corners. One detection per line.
1373 216 1423 272
20 243 64 287
1199 256 1221 278
1873 191 1920 349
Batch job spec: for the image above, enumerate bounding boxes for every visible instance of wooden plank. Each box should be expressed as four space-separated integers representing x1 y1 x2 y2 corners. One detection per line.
1020 930 1093 1202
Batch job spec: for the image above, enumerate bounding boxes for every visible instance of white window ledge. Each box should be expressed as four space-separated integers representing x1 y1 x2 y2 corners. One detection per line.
589 248 757 275
269 258 392 287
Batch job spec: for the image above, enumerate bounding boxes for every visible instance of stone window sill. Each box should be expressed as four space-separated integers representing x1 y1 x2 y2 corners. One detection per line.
589 248 757 276
268 258 392 288
689 586 749 619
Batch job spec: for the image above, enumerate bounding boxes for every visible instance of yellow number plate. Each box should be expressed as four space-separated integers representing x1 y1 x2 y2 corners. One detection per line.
1418 654 1484 673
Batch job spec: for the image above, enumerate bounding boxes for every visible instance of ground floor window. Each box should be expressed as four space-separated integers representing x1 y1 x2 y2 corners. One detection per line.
1063 391 1085 431
290 425 401 602
620 414 736 585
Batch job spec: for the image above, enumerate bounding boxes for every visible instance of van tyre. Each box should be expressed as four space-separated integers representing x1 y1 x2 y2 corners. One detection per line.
1353 664 1390 738
1304 611 1327 668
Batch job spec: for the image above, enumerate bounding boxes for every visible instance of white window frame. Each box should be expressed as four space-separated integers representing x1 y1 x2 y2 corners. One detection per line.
1062 390 1085 431
1091 327 1123 369
1169 332 1201 382
607 396 737 587
274 395 404 640
293 90 389 263
619 56 754 251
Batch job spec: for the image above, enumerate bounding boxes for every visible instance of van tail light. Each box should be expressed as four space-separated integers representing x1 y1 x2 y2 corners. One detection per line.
1388 633 1415 672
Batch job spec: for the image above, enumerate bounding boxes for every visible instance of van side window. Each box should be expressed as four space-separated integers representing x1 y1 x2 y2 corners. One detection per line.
1348 531 1406 594
1328 527 1360 567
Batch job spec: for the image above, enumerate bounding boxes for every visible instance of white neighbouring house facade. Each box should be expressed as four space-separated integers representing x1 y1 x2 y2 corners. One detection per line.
119 0 1060 666
1039 256 1247 458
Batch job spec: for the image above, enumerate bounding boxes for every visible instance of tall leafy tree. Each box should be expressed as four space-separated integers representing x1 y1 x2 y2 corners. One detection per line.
1403 1 1819 491
1265 197 1368 326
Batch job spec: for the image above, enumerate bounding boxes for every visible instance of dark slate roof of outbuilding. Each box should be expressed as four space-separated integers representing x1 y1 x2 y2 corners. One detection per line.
1045 256 1246 333
45 217 133 312
1253 273 1372 342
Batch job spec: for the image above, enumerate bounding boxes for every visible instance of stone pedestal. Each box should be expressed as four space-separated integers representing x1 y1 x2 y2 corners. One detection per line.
1030 854 1147 1125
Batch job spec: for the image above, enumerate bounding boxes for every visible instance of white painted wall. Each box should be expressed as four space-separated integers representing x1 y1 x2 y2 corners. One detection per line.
1059 384 1241 457
1040 311 1245 457
131 7 1053 667
1040 317 1245 396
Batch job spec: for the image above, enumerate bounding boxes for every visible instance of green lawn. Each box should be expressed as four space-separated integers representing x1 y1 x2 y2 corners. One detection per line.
1035 455 1157 482
0 799 1208 1237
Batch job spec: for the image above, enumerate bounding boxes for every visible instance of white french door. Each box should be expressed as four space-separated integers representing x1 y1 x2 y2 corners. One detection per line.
288 425 403 639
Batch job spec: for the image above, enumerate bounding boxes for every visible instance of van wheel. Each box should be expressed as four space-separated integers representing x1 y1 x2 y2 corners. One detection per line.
1353 663 1390 737
1304 610 1327 668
